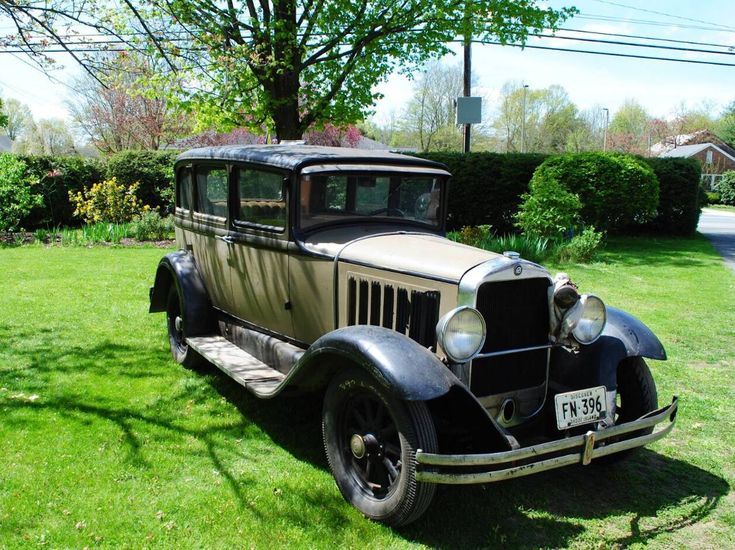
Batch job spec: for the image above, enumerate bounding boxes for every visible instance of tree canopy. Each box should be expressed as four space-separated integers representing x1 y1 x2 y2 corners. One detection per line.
2 0 576 139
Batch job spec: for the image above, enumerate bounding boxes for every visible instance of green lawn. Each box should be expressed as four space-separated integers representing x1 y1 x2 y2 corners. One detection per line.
1 238 733 549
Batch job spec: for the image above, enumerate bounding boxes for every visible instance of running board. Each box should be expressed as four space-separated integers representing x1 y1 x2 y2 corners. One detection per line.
186 336 286 397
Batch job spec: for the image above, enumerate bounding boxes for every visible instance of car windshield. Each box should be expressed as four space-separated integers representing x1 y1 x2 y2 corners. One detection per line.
299 172 444 230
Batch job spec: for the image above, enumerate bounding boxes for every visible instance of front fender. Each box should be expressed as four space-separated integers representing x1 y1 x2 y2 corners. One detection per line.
285 325 514 453
551 306 666 391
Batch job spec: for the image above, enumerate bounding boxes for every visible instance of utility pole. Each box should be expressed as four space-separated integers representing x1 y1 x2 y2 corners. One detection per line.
521 84 529 153
602 107 609 151
462 26 472 152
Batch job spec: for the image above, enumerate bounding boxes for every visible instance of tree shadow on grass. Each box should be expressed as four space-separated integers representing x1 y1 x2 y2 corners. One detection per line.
2 335 729 548
596 235 722 269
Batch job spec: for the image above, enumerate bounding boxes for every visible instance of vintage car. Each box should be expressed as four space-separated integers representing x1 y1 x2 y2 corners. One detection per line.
149 145 678 526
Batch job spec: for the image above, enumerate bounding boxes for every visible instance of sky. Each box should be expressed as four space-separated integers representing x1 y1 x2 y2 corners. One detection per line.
1 0 734 131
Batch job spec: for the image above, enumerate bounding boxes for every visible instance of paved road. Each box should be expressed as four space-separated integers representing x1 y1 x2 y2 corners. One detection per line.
698 208 735 272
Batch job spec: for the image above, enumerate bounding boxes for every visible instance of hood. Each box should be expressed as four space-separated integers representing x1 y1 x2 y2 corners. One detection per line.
337 233 501 282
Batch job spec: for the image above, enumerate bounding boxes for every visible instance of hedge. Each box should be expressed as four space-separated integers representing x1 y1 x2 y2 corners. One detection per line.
413 152 547 233
15 151 175 229
641 157 702 236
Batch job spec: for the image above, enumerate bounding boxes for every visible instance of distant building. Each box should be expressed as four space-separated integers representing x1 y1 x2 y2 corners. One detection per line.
651 130 735 189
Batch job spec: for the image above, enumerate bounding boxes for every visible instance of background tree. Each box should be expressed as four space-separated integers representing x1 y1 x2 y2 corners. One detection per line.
0 99 8 130
716 101 735 147
2 1 576 140
607 99 651 154
1 98 33 142
400 62 464 152
68 53 189 153
14 118 77 156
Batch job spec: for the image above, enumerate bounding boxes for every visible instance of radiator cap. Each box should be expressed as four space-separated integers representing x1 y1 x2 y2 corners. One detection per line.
503 251 521 260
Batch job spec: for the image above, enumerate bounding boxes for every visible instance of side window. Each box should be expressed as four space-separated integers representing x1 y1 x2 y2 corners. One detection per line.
236 168 286 229
195 166 229 218
176 168 192 210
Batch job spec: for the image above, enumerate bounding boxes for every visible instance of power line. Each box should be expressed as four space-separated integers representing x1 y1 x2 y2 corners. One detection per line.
559 27 735 50
531 32 735 56
576 14 735 34
589 0 735 32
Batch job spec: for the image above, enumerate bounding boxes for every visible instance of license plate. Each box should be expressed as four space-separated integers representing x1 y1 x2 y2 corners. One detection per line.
554 386 607 429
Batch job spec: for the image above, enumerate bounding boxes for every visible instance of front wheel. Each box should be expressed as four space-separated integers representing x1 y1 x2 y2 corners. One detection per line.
599 356 658 463
322 368 437 526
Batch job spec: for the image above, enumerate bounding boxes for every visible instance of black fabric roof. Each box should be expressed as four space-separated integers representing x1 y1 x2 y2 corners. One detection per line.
176 145 447 172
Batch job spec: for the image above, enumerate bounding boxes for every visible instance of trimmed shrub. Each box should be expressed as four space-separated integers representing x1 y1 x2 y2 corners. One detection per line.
643 157 702 235
515 176 583 238
69 178 148 224
716 170 735 206
412 152 548 233
17 155 105 229
105 150 177 213
528 152 659 234
0 154 43 231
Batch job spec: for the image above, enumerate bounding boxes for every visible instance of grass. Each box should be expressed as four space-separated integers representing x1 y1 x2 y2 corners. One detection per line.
0 237 733 549
706 204 735 213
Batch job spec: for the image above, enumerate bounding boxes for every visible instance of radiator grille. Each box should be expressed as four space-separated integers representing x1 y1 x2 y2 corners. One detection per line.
471 278 551 396
347 277 440 349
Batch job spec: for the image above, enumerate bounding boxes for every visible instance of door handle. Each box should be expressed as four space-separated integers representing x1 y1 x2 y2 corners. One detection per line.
215 235 234 244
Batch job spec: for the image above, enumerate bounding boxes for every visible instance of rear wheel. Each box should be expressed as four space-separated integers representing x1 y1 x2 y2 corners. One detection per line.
322 368 437 526
166 286 205 368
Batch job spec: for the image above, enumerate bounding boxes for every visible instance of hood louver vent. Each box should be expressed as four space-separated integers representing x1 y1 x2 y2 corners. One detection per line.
347 277 440 349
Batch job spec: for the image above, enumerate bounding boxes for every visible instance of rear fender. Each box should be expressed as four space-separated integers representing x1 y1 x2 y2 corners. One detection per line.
148 250 214 336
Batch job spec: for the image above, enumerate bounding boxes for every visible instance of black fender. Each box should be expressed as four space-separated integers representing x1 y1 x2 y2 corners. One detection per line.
551 306 666 391
148 250 214 336
286 325 514 452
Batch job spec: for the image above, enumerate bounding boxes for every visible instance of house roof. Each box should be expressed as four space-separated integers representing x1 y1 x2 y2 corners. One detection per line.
660 142 735 164
176 144 445 172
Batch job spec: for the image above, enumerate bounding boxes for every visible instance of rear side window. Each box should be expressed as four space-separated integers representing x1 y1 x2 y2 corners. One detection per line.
236 168 286 229
176 168 192 210
195 166 229 218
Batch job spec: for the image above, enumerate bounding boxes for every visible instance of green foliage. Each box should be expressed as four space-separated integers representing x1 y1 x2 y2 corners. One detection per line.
530 152 659 234
515 176 583 238
0 98 8 128
0 153 42 232
69 178 148 224
705 191 721 205
642 157 702 235
105 150 177 213
414 152 548 232
556 227 605 263
716 171 735 206
16 155 105 229
129 210 175 241
449 226 554 264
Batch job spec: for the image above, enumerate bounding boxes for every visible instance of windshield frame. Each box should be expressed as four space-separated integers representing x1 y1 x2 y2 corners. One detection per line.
295 164 450 235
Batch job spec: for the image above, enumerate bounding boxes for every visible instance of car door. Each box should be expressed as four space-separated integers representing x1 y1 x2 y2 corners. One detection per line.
189 163 233 309
227 165 293 338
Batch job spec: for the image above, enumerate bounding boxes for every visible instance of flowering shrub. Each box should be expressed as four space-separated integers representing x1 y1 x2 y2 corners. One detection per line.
69 177 148 223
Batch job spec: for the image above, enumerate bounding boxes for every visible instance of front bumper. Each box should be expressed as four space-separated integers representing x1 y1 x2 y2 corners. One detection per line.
416 396 678 484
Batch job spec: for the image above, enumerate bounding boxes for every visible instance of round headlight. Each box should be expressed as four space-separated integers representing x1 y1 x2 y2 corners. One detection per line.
572 295 607 345
436 307 486 363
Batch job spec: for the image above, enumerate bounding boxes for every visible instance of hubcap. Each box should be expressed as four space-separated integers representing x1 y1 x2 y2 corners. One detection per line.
175 316 183 333
350 434 366 459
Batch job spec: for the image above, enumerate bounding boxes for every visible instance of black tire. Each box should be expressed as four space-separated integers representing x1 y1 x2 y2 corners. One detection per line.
599 356 658 463
322 368 437 526
165 286 205 369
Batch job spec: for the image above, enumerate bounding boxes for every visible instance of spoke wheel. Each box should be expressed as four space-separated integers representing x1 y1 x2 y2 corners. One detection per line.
165 287 204 368
323 368 437 526
597 356 658 464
